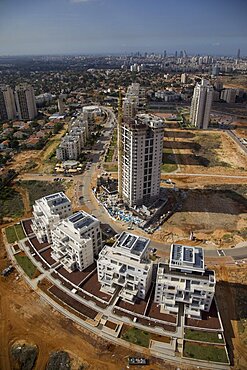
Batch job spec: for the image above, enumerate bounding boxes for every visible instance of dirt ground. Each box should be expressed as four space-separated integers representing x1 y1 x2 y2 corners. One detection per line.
4 125 67 175
155 183 247 247
209 265 247 369
152 118 247 246
0 234 183 370
163 125 247 174
233 119 247 138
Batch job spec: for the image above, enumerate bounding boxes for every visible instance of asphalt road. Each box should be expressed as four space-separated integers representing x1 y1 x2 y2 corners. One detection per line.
79 107 247 262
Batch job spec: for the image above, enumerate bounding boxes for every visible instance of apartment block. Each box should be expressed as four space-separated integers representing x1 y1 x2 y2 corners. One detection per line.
220 88 237 104
0 85 16 121
190 79 213 129
97 232 153 302
123 98 137 119
154 244 215 319
51 211 102 272
32 192 72 244
56 114 88 161
119 114 164 207
15 83 37 120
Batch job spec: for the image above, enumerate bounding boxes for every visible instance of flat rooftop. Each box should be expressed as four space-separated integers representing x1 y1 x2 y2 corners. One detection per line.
170 244 204 273
115 232 150 257
68 211 97 230
44 192 70 207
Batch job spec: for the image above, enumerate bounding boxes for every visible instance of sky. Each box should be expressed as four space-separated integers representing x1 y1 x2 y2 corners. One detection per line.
0 0 246 56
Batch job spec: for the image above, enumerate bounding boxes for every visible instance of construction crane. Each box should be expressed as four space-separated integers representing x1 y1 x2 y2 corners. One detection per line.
118 87 123 200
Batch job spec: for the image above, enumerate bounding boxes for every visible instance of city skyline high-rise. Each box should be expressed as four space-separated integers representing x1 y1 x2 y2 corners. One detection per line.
190 79 213 130
15 83 37 120
0 85 16 121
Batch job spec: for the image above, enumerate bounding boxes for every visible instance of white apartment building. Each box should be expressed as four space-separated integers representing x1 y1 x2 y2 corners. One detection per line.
97 232 153 302
220 88 237 104
0 85 16 121
15 84 37 120
58 94 66 115
181 73 188 84
32 192 72 244
190 79 213 129
126 83 146 107
123 98 137 119
119 114 164 207
56 115 88 161
51 211 102 272
154 244 215 319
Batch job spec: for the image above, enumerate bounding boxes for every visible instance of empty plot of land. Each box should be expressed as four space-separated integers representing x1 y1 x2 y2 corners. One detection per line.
164 128 247 173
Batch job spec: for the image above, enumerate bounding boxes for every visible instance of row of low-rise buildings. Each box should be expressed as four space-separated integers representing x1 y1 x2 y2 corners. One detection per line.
0 84 37 121
56 105 102 161
31 192 216 320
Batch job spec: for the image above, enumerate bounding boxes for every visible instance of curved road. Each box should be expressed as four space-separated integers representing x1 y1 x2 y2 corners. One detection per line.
79 107 247 263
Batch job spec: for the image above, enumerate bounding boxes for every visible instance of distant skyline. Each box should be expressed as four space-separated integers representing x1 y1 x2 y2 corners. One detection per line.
0 0 247 56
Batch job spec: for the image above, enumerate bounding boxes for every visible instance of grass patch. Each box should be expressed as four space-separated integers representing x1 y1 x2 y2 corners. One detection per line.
0 187 24 219
183 341 228 363
6 224 25 243
15 254 38 279
162 148 178 173
184 329 224 343
121 327 150 348
193 133 231 168
105 129 117 162
21 180 65 206
103 163 118 172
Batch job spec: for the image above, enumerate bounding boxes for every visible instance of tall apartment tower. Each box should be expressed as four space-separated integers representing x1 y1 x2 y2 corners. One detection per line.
0 85 16 121
119 114 164 207
190 79 213 129
15 84 37 120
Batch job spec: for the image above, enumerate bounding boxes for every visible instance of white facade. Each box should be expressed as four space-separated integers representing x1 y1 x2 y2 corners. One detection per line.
126 83 146 107
56 113 88 161
15 84 37 120
32 192 72 244
220 88 237 104
123 98 137 119
154 244 215 319
97 232 153 302
181 73 188 84
58 94 66 115
190 79 213 129
51 211 102 272
0 85 16 121
119 114 164 207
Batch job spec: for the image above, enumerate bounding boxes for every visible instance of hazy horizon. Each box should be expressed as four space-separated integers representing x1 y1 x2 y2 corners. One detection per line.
0 0 246 57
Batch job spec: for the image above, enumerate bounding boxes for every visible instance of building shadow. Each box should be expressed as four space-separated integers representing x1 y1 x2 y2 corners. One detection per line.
163 153 210 166
215 281 247 366
164 130 195 139
164 141 201 150
178 188 247 215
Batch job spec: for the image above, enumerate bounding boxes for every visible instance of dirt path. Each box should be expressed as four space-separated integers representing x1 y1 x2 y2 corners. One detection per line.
14 185 31 218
